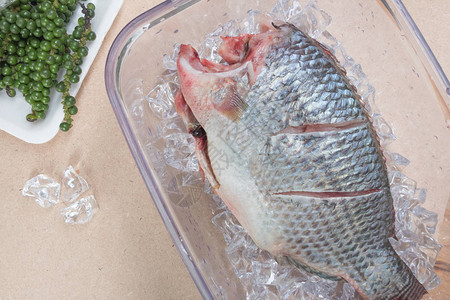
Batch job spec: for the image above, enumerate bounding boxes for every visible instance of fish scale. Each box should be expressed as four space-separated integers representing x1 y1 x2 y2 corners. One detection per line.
253 124 387 193
244 59 366 135
268 191 404 296
221 28 388 195
176 22 427 299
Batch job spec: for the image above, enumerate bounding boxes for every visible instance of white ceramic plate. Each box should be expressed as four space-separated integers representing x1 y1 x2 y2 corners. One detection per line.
0 0 123 144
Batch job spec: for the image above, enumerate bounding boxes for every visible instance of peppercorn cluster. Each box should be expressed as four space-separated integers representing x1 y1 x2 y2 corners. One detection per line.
0 0 96 131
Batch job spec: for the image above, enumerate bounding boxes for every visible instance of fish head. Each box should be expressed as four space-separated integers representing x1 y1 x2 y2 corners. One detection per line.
176 23 290 129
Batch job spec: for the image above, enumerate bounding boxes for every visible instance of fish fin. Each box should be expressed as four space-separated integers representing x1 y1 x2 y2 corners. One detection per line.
341 268 427 300
274 255 291 266
314 40 342 69
391 279 427 300
312 39 365 98
212 79 248 121
339 243 427 300
310 37 365 99
193 136 220 190
285 256 341 281
312 38 358 85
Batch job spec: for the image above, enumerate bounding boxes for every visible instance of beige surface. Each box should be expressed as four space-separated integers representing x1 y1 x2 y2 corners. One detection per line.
0 0 449 299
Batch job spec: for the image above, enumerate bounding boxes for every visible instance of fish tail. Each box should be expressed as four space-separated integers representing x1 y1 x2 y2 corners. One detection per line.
347 268 427 300
347 249 428 300
392 274 427 300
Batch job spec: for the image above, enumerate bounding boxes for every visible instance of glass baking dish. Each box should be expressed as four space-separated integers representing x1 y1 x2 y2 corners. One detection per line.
105 0 450 298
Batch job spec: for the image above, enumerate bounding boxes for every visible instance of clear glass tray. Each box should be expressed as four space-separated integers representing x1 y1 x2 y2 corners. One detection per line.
105 0 450 298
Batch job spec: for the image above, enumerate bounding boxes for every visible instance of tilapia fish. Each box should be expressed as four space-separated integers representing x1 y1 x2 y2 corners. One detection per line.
175 21 426 300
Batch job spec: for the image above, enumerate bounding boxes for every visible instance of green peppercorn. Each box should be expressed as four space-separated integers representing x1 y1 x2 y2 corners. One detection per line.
64 96 76 106
59 122 70 131
1 0 97 129
69 74 79 83
86 31 96 41
68 105 78 115
27 113 38 122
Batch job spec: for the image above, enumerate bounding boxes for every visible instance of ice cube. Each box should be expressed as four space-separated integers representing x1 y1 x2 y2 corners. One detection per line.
251 260 277 285
163 133 198 172
130 98 145 126
62 165 89 203
212 210 242 245
247 284 280 300
415 188 427 205
230 255 253 277
333 281 357 300
358 82 376 111
425 273 442 290
156 117 185 139
372 115 396 145
391 152 411 167
302 275 338 299
60 195 98 225
162 44 180 71
145 82 178 119
166 173 205 207
22 174 60 208
288 1 331 38
413 206 438 235
274 266 309 298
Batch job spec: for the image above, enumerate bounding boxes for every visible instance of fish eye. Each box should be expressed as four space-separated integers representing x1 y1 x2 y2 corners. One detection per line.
190 125 206 138
244 40 249 52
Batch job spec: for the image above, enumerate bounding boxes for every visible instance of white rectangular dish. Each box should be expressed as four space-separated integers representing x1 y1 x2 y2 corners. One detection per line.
0 0 123 144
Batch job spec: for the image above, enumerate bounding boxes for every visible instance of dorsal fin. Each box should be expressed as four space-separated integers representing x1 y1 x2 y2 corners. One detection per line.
314 39 347 75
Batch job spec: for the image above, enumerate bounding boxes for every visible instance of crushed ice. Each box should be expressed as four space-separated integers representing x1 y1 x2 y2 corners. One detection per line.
60 195 99 225
62 165 89 203
22 174 61 208
134 0 441 298
22 166 98 225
